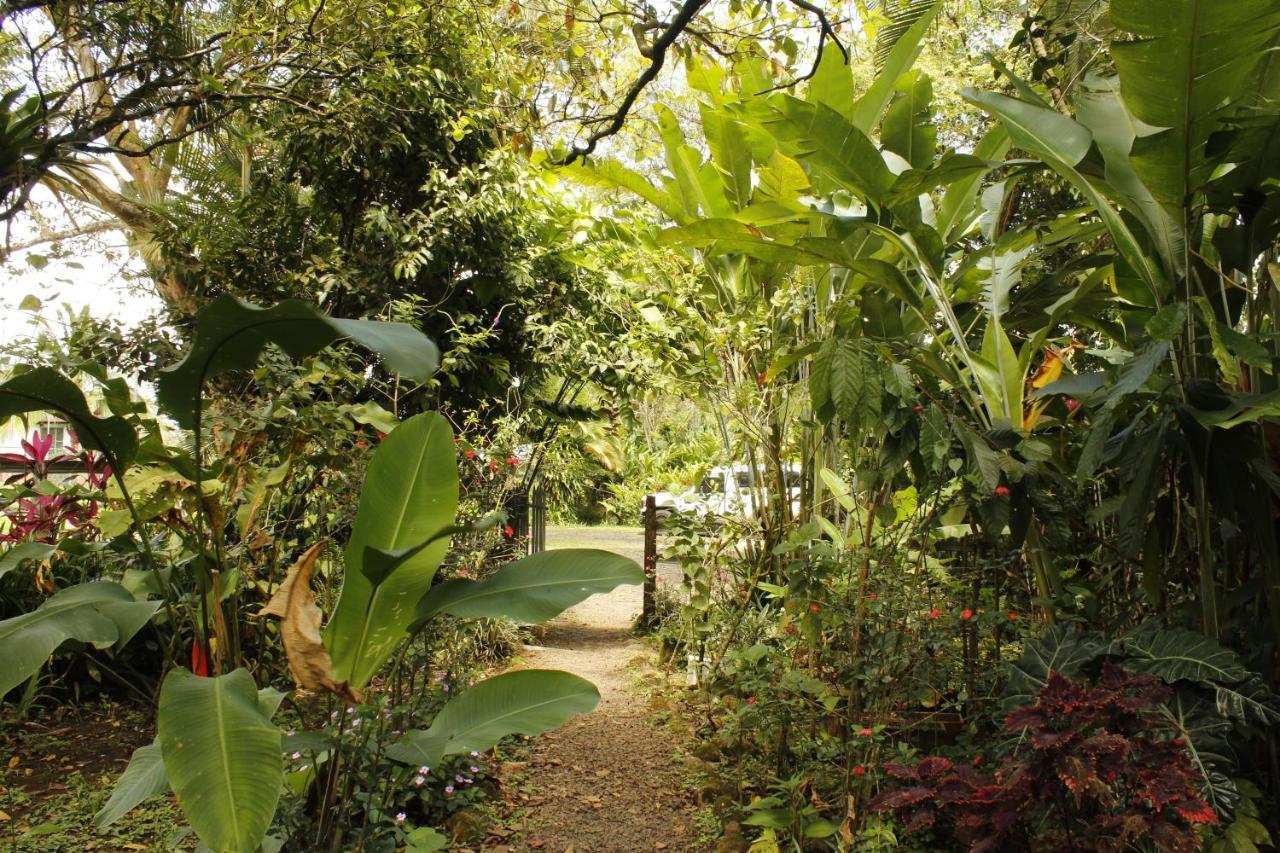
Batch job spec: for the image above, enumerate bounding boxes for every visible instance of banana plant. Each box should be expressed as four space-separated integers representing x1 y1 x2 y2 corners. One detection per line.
964 0 1280 644
92 295 644 851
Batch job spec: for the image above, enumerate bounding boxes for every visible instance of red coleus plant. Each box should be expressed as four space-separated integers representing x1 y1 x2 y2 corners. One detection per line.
871 663 1216 853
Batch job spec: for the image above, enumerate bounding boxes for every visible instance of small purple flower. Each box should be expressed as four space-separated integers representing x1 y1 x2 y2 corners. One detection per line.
469 751 480 758
394 812 406 824
445 785 455 794
286 729 296 737
351 718 361 728
291 752 302 760
418 765 430 774
442 684 449 692
330 710 339 719
469 765 480 773
455 774 465 783
346 706 355 713
414 775 426 786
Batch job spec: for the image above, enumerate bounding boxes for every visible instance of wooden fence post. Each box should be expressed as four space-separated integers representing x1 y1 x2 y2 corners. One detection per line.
642 494 657 627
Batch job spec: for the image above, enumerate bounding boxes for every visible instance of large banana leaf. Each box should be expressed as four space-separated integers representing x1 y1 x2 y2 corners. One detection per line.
763 96 893 205
881 71 935 170
1110 0 1280 213
385 669 599 767
158 668 281 852
851 0 943 135
961 87 1164 302
0 368 138 468
415 549 644 626
94 743 168 827
99 685 285 829
157 295 439 429
325 412 458 688
0 581 158 696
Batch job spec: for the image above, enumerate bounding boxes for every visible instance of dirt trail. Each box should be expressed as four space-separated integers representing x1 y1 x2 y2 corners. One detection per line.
495 527 700 852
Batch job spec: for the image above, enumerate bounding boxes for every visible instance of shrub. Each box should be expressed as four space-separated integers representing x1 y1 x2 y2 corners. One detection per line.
871 663 1218 852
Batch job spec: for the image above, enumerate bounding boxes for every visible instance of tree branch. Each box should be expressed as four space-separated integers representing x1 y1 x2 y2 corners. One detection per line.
556 0 710 165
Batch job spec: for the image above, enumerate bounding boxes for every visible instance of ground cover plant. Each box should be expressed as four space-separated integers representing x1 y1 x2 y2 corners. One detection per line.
3 0 1280 849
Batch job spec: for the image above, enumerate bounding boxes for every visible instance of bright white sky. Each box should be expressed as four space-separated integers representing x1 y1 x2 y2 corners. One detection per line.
1 186 164 349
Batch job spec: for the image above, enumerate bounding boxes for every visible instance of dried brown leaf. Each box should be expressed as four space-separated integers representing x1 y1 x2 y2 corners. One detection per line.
258 543 363 702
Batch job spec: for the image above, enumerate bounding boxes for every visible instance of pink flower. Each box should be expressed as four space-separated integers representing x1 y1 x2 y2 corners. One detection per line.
994 485 1011 497
928 607 941 620
961 609 974 620
464 449 476 459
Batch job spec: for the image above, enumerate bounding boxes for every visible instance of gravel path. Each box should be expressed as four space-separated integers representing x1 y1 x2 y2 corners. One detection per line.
493 527 700 852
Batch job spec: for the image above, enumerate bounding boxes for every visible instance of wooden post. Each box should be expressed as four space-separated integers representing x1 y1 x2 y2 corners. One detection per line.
642 494 657 627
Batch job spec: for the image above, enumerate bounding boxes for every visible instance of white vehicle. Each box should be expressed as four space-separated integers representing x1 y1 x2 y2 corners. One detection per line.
646 463 801 522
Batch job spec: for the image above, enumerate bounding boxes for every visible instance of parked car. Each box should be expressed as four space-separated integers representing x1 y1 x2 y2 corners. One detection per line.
643 463 800 523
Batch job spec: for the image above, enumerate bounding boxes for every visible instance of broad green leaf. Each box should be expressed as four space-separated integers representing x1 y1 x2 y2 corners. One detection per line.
386 670 599 767
0 542 56 579
764 96 894 205
0 368 138 468
882 71 935 170
325 413 458 689
1002 624 1106 714
657 105 731 219
1110 0 1280 214
559 159 685 223
414 549 644 625
158 669 282 853
95 742 168 827
851 0 943 134
937 125 1010 242
0 582 159 696
157 295 439 429
701 105 753 211
962 87 1164 301
1119 621 1248 684
340 401 399 434
1074 75 1184 275
819 468 855 513
807 41 854 119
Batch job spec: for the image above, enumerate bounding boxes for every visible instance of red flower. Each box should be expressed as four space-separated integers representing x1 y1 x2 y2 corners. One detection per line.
376 430 387 441
190 641 210 677
852 766 867 776
868 593 877 601
912 403 924 413
928 607 941 620
503 525 515 538
356 440 368 449
505 455 519 466
859 727 874 737
464 450 476 459
747 696 757 705
809 603 820 613
971 755 984 766
994 485 1011 496
1066 398 1080 413
961 609 974 620
1008 611 1018 621
756 372 768 386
